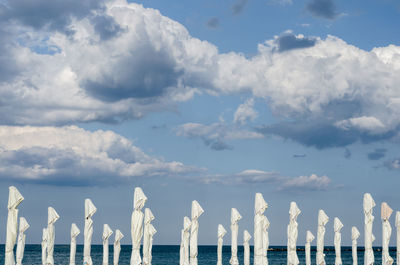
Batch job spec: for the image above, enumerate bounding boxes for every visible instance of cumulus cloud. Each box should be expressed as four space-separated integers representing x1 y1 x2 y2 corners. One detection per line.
385 159 400 170
234 98 258 125
367 148 387 161
279 174 331 191
0 126 197 185
306 0 339 20
274 33 317 52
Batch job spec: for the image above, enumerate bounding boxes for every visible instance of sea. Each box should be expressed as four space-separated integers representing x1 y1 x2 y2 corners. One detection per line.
0 245 396 264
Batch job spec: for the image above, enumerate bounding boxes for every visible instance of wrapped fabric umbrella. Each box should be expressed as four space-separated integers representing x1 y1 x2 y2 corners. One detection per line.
180 216 192 265
217 224 227 265
46 207 60 265
16 217 29 265
190 200 204 265
42 228 48 265
147 223 157 265
230 208 242 265
131 187 147 265
103 224 113 265
381 202 394 265
143 208 155 265
334 217 344 265
5 186 24 265
84 199 97 265
263 216 270 265
70 223 80 265
352 227 360 265
316 209 329 265
243 230 251 265
254 193 268 265
287 202 301 265
364 193 375 265
396 212 400 265
113 230 124 265
305 231 315 265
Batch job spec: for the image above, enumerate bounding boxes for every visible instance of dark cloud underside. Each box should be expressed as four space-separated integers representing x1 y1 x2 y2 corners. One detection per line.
306 0 339 20
277 34 316 52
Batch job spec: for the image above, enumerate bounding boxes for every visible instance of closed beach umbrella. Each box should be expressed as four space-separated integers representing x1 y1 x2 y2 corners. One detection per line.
70 223 80 265
334 217 344 265
84 199 97 265
230 208 242 265
42 228 48 265
352 226 360 265
190 200 204 265
254 193 268 265
287 202 301 265
305 231 315 265
143 208 155 265
113 230 124 265
243 230 251 265
5 186 24 265
46 207 60 265
16 217 29 265
217 224 227 265
263 216 270 265
396 212 400 265
381 202 394 265
103 224 113 265
131 187 147 265
316 209 329 265
180 216 192 265
364 193 375 265
147 223 157 265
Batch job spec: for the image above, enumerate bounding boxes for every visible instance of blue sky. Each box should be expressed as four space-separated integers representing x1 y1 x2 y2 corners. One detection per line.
0 0 400 247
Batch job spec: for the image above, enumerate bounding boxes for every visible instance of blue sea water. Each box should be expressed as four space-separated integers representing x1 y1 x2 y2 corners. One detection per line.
0 245 396 264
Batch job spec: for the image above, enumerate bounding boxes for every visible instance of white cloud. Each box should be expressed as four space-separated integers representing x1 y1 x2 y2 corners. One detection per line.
0 125 197 185
279 174 331 191
234 98 258 125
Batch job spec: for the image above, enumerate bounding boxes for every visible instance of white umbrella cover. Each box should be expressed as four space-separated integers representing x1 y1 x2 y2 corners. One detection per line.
364 193 375 265
84 199 97 265
287 202 301 265
382 202 394 265
113 230 124 265
263 216 270 265
147 223 157 265
143 208 155 265
131 187 147 265
352 226 360 265
217 224 227 265
230 208 242 265
305 231 315 265
5 186 24 265
42 228 48 265
180 216 192 265
396 212 400 265
334 217 344 265
16 217 29 265
103 224 113 265
70 223 80 265
254 193 268 265
190 200 204 265
316 209 329 265
46 207 60 265
244 230 252 265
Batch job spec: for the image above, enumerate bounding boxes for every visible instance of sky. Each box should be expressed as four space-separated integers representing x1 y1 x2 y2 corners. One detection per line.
0 0 400 247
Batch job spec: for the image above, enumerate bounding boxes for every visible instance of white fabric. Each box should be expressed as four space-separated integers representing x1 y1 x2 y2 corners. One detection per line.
113 230 124 265
363 193 375 265
287 202 301 265
352 226 360 265
131 187 147 265
143 208 155 265
217 224 227 265
180 216 191 265
230 208 242 265
190 200 204 265
381 203 394 265
42 228 48 265
70 223 80 265
46 207 60 265
263 216 270 265
305 231 315 265
5 186 24 265
147 223 157 265
103 224 113 265
84 199 97 265
396 212 400 265
254 193 268 265
244 230 251 265
16 217 29 265
334 217 344 265
316 209 329 265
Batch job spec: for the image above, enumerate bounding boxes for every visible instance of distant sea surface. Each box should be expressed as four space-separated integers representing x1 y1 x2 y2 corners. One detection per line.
0 245 396 264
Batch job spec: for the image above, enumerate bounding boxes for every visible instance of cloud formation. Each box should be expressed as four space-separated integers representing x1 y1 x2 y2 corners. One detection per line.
231 0 248 15
367 148 387 160
306 0 339 20
275 33 317 52
206 17 219 29
234 98 258 125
